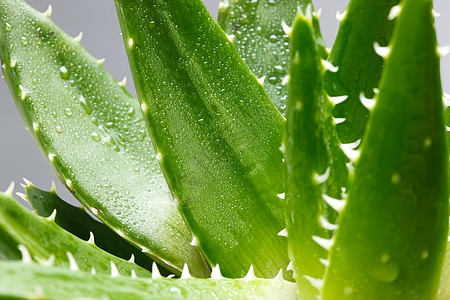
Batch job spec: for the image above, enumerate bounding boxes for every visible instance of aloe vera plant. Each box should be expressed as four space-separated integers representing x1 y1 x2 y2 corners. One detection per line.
0 0 449 298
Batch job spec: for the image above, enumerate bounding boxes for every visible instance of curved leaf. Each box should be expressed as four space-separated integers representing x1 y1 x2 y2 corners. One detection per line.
0 0 208 277
323 0 448 298
114 0 289 279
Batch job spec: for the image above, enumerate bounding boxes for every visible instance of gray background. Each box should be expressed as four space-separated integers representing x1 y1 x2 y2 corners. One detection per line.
1 0 449 207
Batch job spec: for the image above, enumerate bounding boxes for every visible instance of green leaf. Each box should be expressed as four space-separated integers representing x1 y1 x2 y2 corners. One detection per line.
24 182 170 276
438 236 450 300
0 261 297 300
218 0 327 115
0 189 151 277
285 9 348 299
322 0 448 298
0 0 208 277
114 0 289 278
324 0 400 143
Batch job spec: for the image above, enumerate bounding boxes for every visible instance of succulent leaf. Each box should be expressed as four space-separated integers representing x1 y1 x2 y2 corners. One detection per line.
24 182 171 276
322 0 448 298
114 0 289 279
0 191 152 277
438 235 450 300
0 0 208 277
0 260 297 300
324 0 401 143
218 0 327 115
285 10 348 299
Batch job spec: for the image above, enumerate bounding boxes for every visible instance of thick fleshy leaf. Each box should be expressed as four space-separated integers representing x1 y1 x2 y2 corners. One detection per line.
0 190 151 277
438 237 450 300
324 0 400 143
24 182 170 276
323 0 448 298
285 9 348 299
114 0 289 279
0 261 297 300
218 0 327 115
0 0 208 277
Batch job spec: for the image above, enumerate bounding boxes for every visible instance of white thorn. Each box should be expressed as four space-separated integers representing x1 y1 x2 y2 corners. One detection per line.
227 34 235 43
65 179 73 189
87 231 95 245
41 254 55 267
340 139 362 161
91 267 97 275
319 215 338 230
438 46 450 57
432 9 441 18
10 59 17 68
243 265 256 281
128 38 134 49
211 264 224 279
274 269 284 280
119 76 127 87
304 275 324 290
46 209 57 222
281 75 290 86
151 262 162 279
141 246 150 254
360 92 376 110
257 75 266 86
74 32 83 43
278 228 288 237
373 88 380 95
314 167 330 184
336 10 347 22
281 20 292 36
277 192 285 200
334 118 346 125
19 85 27 101
5 182 15 196
287 261 294 271
181 264 191 279
131 270 137 278
97 58 106 65
312 235 334 251
329 95 348 105
444 93 450 108
322 60 339 73
110 261 120 277
16 192 27 202
446 126 450 132
22 178 33 187
66 252 79 271
374 42 391 58
48 153 56 163
128 254 135 263
190 235 199 247
32 122 39 132
140 102 148 114
314 8 322 19
167 274 176 279
305 4 313 19
322 194 346 213
18 245 32 264
43 5 52 17
319 258 329 267
388 5 402 20
50 181 57 193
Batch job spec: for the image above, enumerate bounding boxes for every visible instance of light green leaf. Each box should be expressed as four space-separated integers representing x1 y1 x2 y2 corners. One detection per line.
114 0 289 279
323 0 448 298
218 0 327 115
0 0 208 277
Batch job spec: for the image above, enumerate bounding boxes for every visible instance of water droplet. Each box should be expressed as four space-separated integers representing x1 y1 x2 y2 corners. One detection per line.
370 260 400 283
5 23 12 32
65 108 73 116
21 37 28 45
60 66 70 80
127 107 135 117
91 132 101 142
56 126 63 133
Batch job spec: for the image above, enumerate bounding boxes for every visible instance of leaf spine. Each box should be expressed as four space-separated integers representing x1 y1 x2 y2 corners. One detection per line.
43 5 52 17
22 178 34 187
18 245 32 264
65 179 73 189
278 228 288 237
131 270 137 278
10 59 17 68
281 20 292 36
211 264 223 279
226 34 235 43
97 58 106 65
46 209 57 222
314 8 322 19
432 9 441 18
91 267 96 275
334 118 346 125
48 153 56 163
304 4 313 20
5 181 15 196
287 261 294 271
329 95 348 105
359 92 376 110
274 269 284 280
87 231 95 244
374 42 391 58
322 60 339 73
322 194 346 213
314 167 330 184
277 192 285 200
32 122 39 132
437 45 450 57
388 5 402 20
151 262 162 279
304 275 324 290
66 252 79 271
74 32 83 42
243 265 256 281
312 235 335 251
181 264 192 279
336 10 347 22
128 254 135 263
281 75 290 86
340 139 362 161
119 76 127 87
50 181 57 193
190 235 199 247
19 85 27 101
110 261 120 277
319 258 329 267
319 215 338 230
16 192 27 202
128 38 134 49
257 75 266 86
40 254 55 267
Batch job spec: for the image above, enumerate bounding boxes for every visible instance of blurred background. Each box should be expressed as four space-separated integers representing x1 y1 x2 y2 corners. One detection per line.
1 0 449 207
